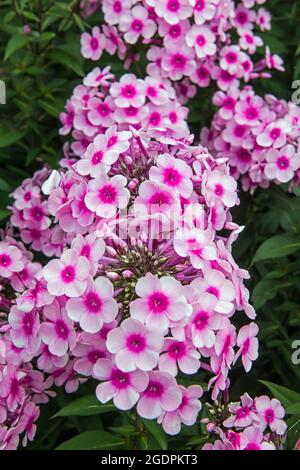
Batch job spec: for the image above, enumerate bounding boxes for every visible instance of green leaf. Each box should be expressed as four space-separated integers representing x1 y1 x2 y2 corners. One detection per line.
0 178 11 192
260 380 300 407
0 125 25 148
252 273 292 309
0 209 10 221
142 419 168 450
286 403 300 415
55 431 125 450
4 34 30 61
252 234 300 264
53 394 116 417
46 48 84 76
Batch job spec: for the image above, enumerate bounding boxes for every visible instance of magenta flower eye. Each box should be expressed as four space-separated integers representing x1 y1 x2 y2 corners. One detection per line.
0 254 11 267
167 0 180 12
61 265 76 283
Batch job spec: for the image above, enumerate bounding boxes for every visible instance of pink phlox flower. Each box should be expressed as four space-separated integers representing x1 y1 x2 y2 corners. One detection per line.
158 338 200 376
66 276 118 333
106 318 164 372
254 395 287 435
137 370 182 419
94 358 149 410
40 301 76 357
130 273 192 332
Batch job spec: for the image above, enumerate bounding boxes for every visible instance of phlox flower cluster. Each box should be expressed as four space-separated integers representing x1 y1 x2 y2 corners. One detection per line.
201 86 300 192
7 125 262 436
59 66 189 162
202 392 287 450
79 0 283 100
0 237 54 450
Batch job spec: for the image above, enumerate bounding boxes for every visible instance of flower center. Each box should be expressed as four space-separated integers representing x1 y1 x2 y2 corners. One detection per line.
237 11 247 25
197 35 206 47
81 244 91 258
107 135 118 148
146 380 164 397
193 311 209 331
22 312 34 336
121 85 136 99
214 184 224 196
98 184 117 204
264 408 275 423
97 103 111 116
55 319 69 340
24 191 31 202
0 254 11 267
84 292 103 314
149 112 161 126
31 206 44 222
277 156 289 170
92 150 104 165
125 106 139 116
169 111 178 124
171 54 187 69
167 0 180 12
195 0 204 11
234 125 246 137
226 52 238 64
245 106 258 121
90 37 99 51
149 190 171 206
148 292 170 313
270 128 281 140
169 24 181 38
131 19 143 32
163 167 182 187
113 1 122 13
126 333 146 353
87 350 105 363
168 341 186 359
236 406 250 418
111 369 130 389
206 286 219 298
61 265 76 283
147 86 157 97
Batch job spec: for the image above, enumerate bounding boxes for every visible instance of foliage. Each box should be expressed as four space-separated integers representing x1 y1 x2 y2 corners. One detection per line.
0 0 300 451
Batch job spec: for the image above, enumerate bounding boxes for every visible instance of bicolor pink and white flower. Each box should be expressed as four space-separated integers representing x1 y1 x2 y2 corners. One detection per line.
137 370 182 419
85 174 130 218
130 273 192 332
81 26 106 60
106 318 164 372
39 302 76 357
43 249 90 297
94 358 149 410
66 276 118 333
255 395 287 435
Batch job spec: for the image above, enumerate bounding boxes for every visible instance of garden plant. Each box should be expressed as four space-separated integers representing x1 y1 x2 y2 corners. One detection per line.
0 0 299 452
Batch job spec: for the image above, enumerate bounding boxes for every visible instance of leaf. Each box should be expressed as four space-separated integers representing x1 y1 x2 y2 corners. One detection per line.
286 403 300 415
142 419 168 450
260 380 300 407
55 431 125 450
53 394 116 417
46 48 84 76
252 274 292 309
0 178 11 192
4 34 30 61
252 234 300 264
0 210 10 221
0 125 25 148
